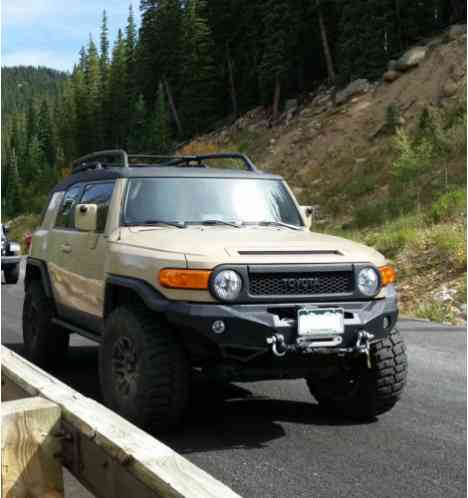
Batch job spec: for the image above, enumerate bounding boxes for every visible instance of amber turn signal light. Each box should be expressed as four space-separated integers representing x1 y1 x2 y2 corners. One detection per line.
379 265 396 286
159 269 211 290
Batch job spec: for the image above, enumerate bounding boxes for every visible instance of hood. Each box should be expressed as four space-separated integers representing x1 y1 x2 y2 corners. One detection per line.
118 226 387 267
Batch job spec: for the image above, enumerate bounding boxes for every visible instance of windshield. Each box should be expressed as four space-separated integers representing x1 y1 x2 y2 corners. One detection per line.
123 178 303 227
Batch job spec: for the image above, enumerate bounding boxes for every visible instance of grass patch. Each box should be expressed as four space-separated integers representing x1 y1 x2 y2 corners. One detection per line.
414 302 457 323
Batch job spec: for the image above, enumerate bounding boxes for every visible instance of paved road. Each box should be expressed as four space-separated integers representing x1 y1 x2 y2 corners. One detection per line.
2 268 466 498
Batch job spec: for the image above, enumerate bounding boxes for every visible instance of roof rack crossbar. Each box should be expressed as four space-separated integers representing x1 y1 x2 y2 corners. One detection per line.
71 151 258 174
137 153 258 172
72 150 129 173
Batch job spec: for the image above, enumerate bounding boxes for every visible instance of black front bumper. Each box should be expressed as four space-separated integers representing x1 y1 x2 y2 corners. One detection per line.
165 293 398 362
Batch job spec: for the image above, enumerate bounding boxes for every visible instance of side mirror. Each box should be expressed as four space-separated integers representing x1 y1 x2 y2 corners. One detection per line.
75 204 98 232
3 225 9 234
300 205 314 230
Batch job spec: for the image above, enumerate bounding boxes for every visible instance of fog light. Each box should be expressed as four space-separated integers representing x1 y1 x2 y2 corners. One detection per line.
212 320 226 334
383 316 391 329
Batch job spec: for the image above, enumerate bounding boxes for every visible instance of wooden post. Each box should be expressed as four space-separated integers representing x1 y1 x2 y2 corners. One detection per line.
2 397 64 498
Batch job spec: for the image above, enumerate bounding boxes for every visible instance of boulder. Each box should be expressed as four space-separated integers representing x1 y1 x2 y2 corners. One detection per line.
284 98 298 113
388 60 398 72
384 70 402 83
395 46 427 71
433 286 456 303
336 78 370 105
442 80 458 98
447 24 467 41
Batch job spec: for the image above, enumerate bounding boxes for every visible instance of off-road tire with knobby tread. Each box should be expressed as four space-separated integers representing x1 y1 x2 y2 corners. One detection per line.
4 264 19 284
22 280 69 368
99 304 190 433
306 327 407 419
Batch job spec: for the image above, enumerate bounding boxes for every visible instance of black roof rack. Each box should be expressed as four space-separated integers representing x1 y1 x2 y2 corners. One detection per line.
72 150 258 174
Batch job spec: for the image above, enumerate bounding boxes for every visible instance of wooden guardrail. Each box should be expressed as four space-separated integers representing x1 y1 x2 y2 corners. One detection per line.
1 346 242 498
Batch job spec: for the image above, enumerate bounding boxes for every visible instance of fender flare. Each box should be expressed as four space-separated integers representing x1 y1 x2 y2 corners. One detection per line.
25 257 54 299
104 275 169 317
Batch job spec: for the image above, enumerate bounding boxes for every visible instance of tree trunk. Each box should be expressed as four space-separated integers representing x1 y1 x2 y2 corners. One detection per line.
226 49 238 118
163 78 183 137
317 0 336 84
272 75 281 122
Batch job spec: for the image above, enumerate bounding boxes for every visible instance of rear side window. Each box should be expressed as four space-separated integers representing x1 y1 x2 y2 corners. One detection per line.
41 192 63 227
80 182 115 233
55 185 83 229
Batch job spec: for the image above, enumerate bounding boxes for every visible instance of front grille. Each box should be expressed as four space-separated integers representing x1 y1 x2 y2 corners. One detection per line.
249 271 354 296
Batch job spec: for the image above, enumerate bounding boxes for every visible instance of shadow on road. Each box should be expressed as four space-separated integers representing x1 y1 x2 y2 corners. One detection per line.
4 342 373 456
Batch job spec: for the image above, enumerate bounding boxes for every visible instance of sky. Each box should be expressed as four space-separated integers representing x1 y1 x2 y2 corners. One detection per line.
1 0 140 72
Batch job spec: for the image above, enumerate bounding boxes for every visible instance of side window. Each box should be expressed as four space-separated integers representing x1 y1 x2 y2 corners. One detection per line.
55 185 82 229
79 182 115 233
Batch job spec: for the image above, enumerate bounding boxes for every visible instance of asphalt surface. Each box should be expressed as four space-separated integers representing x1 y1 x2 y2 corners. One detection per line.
2 265 466 498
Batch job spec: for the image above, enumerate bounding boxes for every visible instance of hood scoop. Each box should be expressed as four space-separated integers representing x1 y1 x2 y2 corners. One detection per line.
237 250 343 256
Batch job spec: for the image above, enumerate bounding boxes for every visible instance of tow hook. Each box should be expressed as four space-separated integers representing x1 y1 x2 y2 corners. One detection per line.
356 331 375 369
267 334 288 357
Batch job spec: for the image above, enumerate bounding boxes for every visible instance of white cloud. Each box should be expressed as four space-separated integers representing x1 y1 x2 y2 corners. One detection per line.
1 49 72 71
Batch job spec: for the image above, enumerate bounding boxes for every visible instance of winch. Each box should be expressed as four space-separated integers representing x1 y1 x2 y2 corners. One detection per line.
267 330 375 367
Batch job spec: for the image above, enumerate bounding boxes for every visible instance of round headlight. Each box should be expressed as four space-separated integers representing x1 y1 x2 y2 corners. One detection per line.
212 270 242 301
358 267 380 297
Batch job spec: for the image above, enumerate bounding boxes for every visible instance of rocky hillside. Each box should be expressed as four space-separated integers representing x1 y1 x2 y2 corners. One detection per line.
180 24 467 323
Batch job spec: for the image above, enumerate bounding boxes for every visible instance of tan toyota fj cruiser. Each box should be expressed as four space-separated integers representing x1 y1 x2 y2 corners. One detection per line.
23 150 407 432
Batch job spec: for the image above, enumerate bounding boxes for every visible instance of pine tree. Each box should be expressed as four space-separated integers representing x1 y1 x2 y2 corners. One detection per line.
85 36 102 149
100 10 110 80
259 0 291 120
181 0 217 135
138 0 184 135
4 147 22 216
37 100 56 167
146 83 171 153
108 29 128 147
71 65 89 155
125 4 138 139
25 99 37 145
128 94 148 152
336 0 397 82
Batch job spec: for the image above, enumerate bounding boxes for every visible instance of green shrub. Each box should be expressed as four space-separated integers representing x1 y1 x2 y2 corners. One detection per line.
429 190 466 223
385 103 401 134
353 201 389 228
429 225 467 271
392 129 434 187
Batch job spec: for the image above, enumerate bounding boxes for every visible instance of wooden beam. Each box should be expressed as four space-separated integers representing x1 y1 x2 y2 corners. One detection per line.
2 397 64 498
1 346 242 498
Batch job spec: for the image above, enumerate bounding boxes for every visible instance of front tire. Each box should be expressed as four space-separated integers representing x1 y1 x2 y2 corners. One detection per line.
99 305 190 433
306 328 407 419
22 280 69 368
4 264 19 284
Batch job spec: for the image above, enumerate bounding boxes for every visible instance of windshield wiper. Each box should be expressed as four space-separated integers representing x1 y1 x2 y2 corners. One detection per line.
254 221 303 231
191 219 242 228
133 220 187 229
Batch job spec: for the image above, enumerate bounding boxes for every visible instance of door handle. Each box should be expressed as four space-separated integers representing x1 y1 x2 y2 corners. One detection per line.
61 243 72 254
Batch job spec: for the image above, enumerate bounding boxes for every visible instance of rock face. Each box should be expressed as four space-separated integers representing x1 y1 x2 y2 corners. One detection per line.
384 70 401 83
395 46 427 71
336 78 370 105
